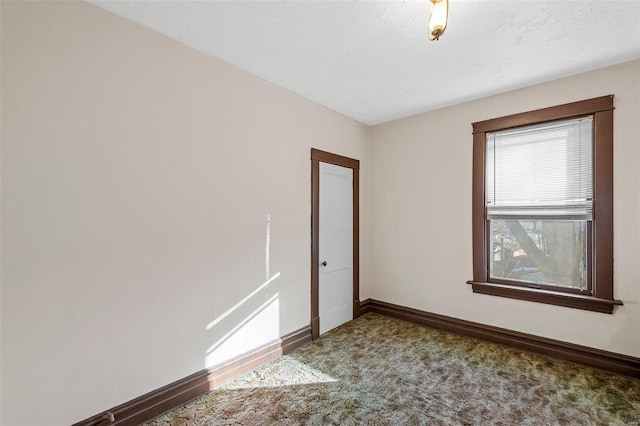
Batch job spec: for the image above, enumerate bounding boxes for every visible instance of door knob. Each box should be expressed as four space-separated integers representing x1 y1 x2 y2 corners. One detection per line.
321 261 327 267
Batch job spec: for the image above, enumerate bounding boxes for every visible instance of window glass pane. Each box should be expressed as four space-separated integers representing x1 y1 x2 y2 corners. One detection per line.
489 219 587 290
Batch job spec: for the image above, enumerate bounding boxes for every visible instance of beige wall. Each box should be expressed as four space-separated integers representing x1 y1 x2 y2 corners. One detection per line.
0 2 371 424
3 1 638 425
371 60 640 358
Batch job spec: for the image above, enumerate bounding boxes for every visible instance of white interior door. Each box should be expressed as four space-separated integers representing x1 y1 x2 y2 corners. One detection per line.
319 162 353 335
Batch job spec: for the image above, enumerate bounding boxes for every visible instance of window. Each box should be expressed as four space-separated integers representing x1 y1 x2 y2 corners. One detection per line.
468 96 622 313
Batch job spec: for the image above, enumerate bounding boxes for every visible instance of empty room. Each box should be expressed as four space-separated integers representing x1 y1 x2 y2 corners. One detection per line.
1 1 639 425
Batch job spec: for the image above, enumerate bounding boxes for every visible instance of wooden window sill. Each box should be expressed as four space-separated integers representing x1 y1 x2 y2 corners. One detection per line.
466 281 623 314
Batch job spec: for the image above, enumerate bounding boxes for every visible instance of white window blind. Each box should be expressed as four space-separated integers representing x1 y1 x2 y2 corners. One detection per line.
486 116 593 219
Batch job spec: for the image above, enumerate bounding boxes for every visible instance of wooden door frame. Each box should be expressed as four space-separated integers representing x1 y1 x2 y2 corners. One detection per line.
311 148 360 340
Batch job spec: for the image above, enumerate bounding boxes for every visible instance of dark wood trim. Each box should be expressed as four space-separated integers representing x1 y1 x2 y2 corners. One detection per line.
359 298 372 315
310 148 360 339
311 148 359 170
79 413 115 426
362 299 640 378
74 326 311 426
467 281 622 314
593 109 614 301
352 168 360 320
472 95 614 134
471 131 486 281
311 316 320 340
311 157 320 340
469 95 620 312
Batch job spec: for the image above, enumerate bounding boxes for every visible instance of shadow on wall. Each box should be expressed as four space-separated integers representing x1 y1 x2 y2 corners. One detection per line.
204 214 282 368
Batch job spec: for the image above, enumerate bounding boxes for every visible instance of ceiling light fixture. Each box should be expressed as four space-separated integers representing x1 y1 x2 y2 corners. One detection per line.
428 0 449 41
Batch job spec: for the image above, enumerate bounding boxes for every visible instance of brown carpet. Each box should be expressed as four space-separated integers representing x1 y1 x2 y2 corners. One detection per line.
146 313 640 425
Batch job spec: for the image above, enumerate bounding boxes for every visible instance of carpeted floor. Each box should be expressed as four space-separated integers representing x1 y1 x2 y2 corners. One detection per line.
146 313 640 425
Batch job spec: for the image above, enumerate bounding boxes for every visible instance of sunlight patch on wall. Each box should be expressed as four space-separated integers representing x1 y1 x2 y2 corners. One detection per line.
205 292 280 368
206 272 281 331
204 214 282 369
265 213 271 280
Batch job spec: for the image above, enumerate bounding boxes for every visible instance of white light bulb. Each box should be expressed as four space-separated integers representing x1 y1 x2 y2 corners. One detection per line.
429 0 449 41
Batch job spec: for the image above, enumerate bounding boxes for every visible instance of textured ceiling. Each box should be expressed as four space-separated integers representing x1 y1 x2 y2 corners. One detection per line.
90 0 640 125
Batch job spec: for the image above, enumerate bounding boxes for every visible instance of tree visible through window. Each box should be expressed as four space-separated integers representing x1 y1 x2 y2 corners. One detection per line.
490 219 587 290
486 117 592 292
468 96 622 313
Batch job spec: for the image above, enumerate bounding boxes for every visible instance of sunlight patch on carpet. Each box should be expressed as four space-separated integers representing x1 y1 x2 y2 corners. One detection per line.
222 358 338 389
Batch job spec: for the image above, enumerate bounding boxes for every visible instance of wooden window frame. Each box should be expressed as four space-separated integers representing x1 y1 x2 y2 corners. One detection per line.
467 95 623 314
